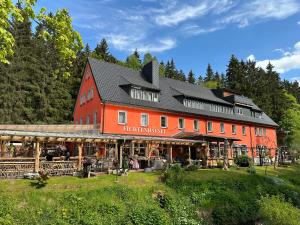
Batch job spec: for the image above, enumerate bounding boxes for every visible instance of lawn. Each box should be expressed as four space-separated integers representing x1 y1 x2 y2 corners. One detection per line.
0 165 300 225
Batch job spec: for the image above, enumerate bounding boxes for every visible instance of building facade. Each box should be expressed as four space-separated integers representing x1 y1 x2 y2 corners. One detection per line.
73 58 278 165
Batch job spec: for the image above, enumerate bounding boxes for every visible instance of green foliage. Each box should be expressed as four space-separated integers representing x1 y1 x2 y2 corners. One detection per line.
1 1 83 76
185 164 199 171
258 195 300 225
234 156 252 167
187 70 196 84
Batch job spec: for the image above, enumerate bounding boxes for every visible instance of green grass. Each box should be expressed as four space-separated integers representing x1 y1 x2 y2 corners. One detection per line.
0 165 300 225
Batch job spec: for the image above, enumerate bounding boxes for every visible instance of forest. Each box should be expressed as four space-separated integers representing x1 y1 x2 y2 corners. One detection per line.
1 1 300 154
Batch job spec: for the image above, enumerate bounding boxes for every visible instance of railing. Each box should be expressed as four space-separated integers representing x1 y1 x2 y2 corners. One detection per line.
40 161 78 176
0 161 35 179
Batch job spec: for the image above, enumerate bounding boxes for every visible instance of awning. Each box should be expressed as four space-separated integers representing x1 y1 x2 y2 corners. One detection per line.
174 132 241 142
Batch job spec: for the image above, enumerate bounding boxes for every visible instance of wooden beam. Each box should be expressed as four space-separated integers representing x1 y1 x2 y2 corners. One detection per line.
77 142 83 171
0 136 11 141
34 142 40 173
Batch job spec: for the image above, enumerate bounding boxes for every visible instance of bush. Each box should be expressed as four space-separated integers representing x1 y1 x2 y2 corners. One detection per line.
234 156 252 167
124 205 169 225
258 195 300 225
160 164 185 186
185 164 198 171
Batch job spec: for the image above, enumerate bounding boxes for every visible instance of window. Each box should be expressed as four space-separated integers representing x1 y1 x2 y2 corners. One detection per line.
259 128 263 136
118 111 127 124
93 112 97 127
220 123 225 133
80 94 87 105
161 116 167 128
263 128 266 136
236 107 243 115
207 121 213 132
255 127 259 136
242 126 246 136
79 117 83 125
86 115 90 124
87 88 94 101
232 125 236 134
178 118 185 129
194 120 199 131
130 88 159 102
141 113 149 127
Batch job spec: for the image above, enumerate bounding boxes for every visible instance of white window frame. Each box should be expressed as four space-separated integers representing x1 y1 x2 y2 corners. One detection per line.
232 124 236 134
178 118 185 129
118 111 127 125
220 123 225 133
141 113 149 127
86 115 90 125
242 126 246 136
207 121 213 132
160 116 168 128
193 120 199 131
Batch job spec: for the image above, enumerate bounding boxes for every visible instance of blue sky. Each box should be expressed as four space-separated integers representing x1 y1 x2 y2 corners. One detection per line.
35 0 300 81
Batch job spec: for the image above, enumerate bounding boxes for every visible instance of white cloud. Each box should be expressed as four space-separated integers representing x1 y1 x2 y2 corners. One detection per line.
154 0 234 26
254 41 300 73
220 0 300 27
181 24 222 36
298 21 300 25
106 34 176 53
247 54 256 61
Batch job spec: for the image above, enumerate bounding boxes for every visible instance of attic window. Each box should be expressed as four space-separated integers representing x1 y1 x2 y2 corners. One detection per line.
130 88 159 102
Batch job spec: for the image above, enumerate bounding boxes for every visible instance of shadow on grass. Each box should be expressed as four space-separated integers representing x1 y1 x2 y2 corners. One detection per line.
29 181 47 189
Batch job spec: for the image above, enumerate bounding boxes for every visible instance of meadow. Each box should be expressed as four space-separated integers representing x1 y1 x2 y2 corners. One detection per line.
0 165 300 225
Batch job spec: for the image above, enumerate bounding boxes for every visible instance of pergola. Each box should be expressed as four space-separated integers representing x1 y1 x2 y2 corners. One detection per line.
0 125 201 178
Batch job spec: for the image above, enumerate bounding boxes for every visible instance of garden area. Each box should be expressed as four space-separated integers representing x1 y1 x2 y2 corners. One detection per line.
0 164 300 225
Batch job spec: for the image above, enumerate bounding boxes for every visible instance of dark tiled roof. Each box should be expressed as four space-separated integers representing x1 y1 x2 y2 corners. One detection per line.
88 58 277 127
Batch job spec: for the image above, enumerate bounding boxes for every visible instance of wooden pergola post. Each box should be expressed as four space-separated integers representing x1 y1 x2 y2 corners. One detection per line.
77 142 83 171
1 141 6 158
34 141 40 173
115 142 118 160
130 141 134 157
188 146 191 165
119 144 123 169
167 145 173 163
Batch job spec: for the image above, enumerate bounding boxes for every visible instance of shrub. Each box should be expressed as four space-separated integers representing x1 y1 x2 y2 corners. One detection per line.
160 164 185 186
258 195 300 225
234 156 252 167
124 205 169 225
185 164 198 171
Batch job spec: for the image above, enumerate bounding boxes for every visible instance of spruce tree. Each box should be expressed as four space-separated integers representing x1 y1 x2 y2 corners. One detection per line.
93 38 116 63
187 70 196 84
205 63 214 82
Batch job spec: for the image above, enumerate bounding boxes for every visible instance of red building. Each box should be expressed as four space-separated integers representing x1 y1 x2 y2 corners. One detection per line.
73 58 278 166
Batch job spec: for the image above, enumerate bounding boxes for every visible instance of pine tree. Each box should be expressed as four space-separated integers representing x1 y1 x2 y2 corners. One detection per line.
187 70 196 84
205 63 214 82
177 69 186 81
93 38 116 63
197 75 203 85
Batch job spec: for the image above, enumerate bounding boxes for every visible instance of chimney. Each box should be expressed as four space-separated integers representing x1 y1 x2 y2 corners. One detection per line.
142 60 159 88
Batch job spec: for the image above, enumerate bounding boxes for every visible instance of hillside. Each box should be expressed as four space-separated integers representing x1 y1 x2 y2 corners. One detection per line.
0 165 300 225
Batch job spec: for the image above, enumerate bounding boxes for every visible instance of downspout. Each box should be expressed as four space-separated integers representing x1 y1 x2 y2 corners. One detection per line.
249 125 254 163
101 102 105 134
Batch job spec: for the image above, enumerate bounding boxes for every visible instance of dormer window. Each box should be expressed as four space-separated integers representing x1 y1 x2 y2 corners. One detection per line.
130 88 159 102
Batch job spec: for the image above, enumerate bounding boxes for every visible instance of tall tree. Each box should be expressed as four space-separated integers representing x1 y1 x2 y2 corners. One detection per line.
205 63 214 82
187 70 196 84
93 38 116 63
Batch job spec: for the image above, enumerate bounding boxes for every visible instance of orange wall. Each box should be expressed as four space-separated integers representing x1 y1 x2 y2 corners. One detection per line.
102 104 277 152
73 63 104 128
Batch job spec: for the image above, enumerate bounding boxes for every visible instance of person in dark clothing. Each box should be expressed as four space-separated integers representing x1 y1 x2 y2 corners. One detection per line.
65 151 70 161
83 157 92 178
